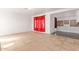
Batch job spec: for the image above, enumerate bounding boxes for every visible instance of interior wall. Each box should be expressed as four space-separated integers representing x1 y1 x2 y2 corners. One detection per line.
0 8 32 36
32 9 78 34
50 10 79 34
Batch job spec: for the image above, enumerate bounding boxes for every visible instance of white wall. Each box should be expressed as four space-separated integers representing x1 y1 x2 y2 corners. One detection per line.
50 10 79 34
0 8 32 36
45 14 51 34
32 9 78 34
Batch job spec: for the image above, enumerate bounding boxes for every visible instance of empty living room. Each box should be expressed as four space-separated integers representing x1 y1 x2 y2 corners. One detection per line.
0 8 79 51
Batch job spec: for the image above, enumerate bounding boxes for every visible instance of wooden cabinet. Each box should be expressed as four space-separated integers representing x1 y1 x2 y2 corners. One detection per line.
34 15 45 32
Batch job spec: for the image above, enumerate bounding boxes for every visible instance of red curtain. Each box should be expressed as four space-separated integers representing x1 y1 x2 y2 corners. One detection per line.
34 15 45 32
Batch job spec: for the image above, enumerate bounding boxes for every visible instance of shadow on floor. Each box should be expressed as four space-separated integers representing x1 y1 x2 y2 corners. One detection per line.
52 31 79 39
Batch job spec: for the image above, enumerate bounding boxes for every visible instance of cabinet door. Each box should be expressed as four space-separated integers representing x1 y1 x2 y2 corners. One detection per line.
34 17 38 31
42 16 45 32
34 17 36 31
36 17 39 31
38 17 40 31
39 16 45 32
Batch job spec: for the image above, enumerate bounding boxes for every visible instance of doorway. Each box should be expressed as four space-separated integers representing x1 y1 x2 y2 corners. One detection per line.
54 17 57 28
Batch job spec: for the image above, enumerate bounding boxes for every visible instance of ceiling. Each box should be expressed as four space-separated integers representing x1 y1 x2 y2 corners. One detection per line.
26 8 65 15
1 8 77 16
14 8 65 16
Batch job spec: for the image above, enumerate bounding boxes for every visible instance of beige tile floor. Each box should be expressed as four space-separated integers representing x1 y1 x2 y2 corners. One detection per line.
0 32 79 51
